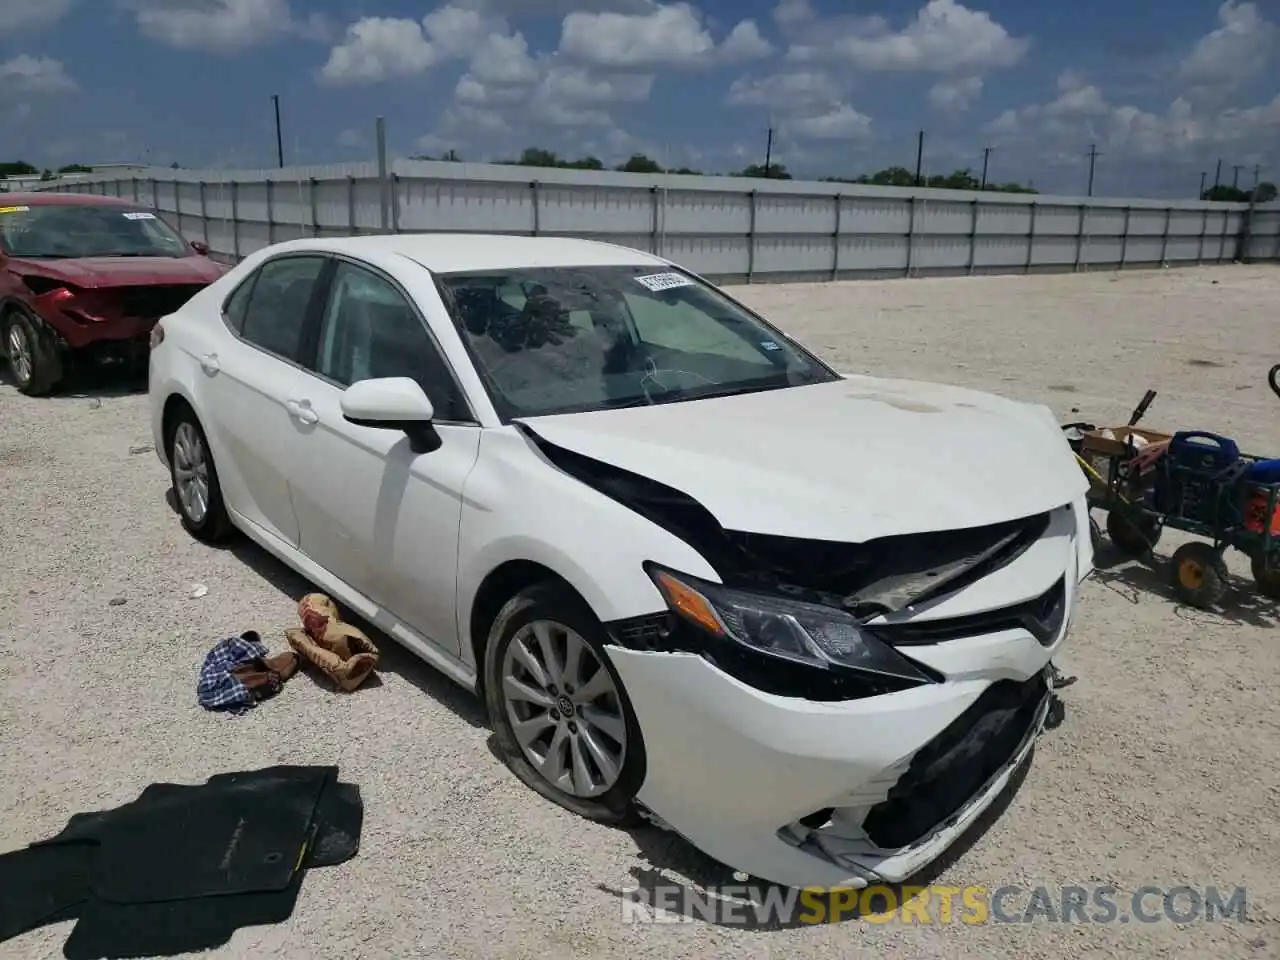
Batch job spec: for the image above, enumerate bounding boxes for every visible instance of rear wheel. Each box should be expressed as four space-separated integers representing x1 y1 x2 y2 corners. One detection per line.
1169 542 1228 609
1250 553 1280 600
1106 508 1161 557
167 406 234 543
484 581 645 825
4 311 62 396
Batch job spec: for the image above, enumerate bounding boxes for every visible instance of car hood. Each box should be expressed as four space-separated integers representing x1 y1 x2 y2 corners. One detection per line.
6 255 226 289
516 376 1088 542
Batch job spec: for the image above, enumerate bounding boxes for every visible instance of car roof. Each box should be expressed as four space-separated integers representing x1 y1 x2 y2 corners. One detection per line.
0 192 140 208
266 233 671 275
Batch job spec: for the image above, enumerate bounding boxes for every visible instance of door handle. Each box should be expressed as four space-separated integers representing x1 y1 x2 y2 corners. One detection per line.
285 398 319 425
199 352 219 374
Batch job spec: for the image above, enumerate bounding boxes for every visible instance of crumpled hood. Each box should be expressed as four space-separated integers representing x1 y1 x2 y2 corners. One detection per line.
7 255 226 289
518 376 1088 542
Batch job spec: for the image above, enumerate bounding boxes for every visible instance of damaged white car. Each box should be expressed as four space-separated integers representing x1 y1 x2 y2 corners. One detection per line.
148 234 1092 890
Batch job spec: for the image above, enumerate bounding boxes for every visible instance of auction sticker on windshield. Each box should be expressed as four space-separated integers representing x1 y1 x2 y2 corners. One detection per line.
0 206 29 214
634 272 695 292
123 212 156 220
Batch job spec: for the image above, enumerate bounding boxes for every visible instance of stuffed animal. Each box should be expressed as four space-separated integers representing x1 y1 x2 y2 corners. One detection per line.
286 593 379 692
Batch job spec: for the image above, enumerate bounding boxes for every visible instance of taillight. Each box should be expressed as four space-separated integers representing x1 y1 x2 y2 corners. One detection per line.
149 323 165 349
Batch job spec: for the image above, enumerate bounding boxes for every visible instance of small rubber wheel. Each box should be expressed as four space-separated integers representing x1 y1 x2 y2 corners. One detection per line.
4 311 62 396
1169 542 1228 609
1250 553 1280 600
166 406 234 543
484 581 646 826
1106 509 1161 557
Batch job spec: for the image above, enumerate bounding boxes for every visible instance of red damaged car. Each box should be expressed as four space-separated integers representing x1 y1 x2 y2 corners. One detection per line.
0 193 226 395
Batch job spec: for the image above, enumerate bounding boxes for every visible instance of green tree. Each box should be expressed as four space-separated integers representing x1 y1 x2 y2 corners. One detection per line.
1202 184 1250 202
0 161 38 177
735 162 791 179
1255 181 1277 203
616 153 663 173
57 163 92 173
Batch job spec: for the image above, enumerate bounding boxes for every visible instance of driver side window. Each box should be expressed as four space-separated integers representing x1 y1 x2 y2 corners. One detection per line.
623 292 772 366
312 261 468 421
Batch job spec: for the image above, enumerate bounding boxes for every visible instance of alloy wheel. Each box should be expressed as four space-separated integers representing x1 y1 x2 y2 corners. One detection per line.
7 322 32 386
172 422 210 525
501 619 627 799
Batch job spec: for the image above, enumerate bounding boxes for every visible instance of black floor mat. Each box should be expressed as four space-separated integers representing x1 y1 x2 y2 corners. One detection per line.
0 766 362 957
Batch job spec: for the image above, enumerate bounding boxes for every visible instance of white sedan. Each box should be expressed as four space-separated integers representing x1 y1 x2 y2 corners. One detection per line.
148 234 1091 890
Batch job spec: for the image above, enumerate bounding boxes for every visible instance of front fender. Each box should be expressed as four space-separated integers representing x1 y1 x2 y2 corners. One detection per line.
456 427 720 666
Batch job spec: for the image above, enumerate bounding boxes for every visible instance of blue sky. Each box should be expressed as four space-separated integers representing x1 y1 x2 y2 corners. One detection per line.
1 0 1277 198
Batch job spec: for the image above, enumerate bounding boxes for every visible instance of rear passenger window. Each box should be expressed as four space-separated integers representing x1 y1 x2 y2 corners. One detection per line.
240 256 326 361
222 276 256 334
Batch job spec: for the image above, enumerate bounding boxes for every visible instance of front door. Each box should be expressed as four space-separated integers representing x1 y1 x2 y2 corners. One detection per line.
286 259 481 656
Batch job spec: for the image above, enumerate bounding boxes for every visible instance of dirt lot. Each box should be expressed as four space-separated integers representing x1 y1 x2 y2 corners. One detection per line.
2 264 1278 959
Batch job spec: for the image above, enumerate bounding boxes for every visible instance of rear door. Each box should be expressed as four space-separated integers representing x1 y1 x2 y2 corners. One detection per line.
196 253 331 547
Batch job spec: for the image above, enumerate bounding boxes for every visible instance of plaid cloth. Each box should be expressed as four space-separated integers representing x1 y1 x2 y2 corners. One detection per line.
196 631 270 715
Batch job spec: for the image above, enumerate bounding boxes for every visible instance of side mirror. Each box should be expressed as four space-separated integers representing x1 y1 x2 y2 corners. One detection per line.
340 377 441 454
191 240 210 255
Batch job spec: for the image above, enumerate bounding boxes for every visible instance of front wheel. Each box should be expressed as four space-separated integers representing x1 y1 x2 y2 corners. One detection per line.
4 312 62 396
484 581 646 825
1169 542 1228 609
167 407 234 543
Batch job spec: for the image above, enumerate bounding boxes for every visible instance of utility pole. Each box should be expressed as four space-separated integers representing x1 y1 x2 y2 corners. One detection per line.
1213 158 1222 189
1253 164 1261 188
1199 171 1207 199
980 146 992 190
1086 143 1099 197
763 124 774 178
271 94 284 168
1232 164 1245 189
914 130 925 186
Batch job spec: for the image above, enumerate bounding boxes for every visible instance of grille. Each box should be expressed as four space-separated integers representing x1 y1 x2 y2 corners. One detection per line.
115 284 207 319
867 576 1066 648
861 672 1048 850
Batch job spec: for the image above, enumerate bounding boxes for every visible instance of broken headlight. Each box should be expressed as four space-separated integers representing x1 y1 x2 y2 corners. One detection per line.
645 564 933 683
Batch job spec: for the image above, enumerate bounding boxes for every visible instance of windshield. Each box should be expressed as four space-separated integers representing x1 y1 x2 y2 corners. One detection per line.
0 203 192 259
435 264 838 420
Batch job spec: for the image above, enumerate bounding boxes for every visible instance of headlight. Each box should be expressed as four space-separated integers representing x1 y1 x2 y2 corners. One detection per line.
646 564 932 683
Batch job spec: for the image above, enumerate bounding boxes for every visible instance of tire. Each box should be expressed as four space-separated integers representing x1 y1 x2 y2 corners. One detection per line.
1250 552 1280 600
1106 508 1161 557
484 580 646 826
1169 542 1228 609
166 405 234 543
4 311 62 396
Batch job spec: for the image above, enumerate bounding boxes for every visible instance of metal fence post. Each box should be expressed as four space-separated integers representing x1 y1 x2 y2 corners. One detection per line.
649 186 659 254
151 178 159 212
1074 204 1087 272
746 189 757 282
391 173 401 233
967 198 979 275
266 179 275 245
309 177 319 238
831 194 843 281
1197 208 1208 263
173 179 182 233
375 116 390 234
198 181 208 248
1159 206 1171 264
530 181 540 236
131 177 139 202
230 181 240 260
347 175 357 235
905 195 917 277
1219 209 1230 262
1119 205 1131 270
1025 202 1037 273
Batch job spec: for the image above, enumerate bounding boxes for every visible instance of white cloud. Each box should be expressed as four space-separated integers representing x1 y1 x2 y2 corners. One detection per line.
1179 1 1278 97
0 0 73 30
320 4 499 85
785 103 872 140
929 75 983 112
336 128 367 150
784 0 1028 74
772 0 814 27
726 70 843 111
120 0 329 53
0 55 76 95
559 3 769 69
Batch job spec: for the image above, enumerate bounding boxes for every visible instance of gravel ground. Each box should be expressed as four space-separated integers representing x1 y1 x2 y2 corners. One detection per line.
2 264 1279 959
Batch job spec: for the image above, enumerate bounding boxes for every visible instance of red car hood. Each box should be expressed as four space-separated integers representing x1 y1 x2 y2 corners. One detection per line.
7 255 226 289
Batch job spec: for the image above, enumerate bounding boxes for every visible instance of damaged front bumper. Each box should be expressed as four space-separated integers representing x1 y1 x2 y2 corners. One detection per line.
605 504 1084 890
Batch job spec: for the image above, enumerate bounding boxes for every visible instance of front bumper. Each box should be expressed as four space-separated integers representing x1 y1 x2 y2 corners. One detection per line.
605 503 1083 890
